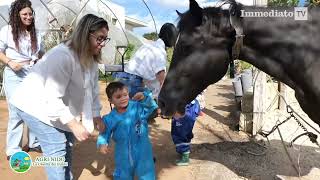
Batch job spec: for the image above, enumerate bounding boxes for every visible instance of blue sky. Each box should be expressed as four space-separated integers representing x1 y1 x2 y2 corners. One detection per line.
113 0 217 35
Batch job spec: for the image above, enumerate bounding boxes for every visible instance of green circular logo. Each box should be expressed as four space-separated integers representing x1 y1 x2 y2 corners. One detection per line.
9 151 32 173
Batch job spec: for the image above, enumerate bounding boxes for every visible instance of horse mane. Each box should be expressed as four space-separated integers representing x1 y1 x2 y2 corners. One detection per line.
177 3 237 38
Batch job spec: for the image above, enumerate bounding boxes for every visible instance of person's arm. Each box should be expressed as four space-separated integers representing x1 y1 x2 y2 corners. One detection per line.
0 52 10 65
97 115 112 149
67 119 90 142
149 46 167 84
0 52 23 71
186 116 195 141
185 100 201 120
156 70 166 86
43 50 91 141
0 27 23 71
132 90 158 120
91 64 104 132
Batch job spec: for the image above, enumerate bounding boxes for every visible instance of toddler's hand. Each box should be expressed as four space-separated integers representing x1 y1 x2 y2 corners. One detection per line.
99 145 110 154
132 92 144 101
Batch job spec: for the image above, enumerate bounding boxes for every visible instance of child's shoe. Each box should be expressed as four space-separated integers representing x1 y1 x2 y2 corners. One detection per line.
176 152 190 166
175 153 182 163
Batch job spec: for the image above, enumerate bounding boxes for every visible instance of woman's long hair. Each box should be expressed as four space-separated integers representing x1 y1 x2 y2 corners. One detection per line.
9 0 37 53
68 14 109 69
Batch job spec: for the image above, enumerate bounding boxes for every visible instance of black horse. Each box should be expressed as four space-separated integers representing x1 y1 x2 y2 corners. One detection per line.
158 0 320 127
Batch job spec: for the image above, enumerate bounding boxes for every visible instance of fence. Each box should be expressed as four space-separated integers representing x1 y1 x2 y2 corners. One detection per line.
236 68 320 176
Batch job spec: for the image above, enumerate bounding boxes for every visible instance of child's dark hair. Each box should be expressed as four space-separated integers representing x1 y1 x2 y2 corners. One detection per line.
106 81 127 99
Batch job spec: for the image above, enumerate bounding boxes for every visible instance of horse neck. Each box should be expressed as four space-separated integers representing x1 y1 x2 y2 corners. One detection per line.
237 8 319 89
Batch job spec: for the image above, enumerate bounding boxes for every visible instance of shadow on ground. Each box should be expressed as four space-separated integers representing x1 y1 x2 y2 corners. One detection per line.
190 140 320 179
72 121 176 180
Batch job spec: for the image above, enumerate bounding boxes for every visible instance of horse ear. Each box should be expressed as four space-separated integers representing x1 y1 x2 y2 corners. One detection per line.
176 10 182 17
189 0 202 17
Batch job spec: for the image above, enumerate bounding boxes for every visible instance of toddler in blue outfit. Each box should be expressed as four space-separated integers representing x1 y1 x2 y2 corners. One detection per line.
171 99 200 166
97 81 157 180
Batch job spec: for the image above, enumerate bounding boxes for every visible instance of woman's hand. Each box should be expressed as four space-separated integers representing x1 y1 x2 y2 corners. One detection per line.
132 92 144 101
67 119 90 141
93 117 105 133
99 145 110 154
8 61 23 72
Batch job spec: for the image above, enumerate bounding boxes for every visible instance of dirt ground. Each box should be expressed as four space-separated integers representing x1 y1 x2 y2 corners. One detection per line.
0 79 319 180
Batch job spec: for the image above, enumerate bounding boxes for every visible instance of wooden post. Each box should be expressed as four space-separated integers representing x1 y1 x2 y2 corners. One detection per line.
229 60 235 78
278 82 287 111
252 71 266 135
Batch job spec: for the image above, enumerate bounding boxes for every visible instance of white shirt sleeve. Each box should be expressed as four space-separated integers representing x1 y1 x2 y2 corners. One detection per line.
150 49 167 75
92 64 102 117
151 57 166 75
0 26 8 53
44 50 75 124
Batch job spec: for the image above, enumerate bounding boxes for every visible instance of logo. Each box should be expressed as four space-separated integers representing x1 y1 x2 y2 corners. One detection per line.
240 7 308 21
9 151 32 173
294 7 308 20
32 156 68 167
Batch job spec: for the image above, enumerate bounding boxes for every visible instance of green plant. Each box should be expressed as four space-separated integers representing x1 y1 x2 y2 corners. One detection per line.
124 43 135 60
268 0 299 6
226 60 253 78
239 61 252 70
43 31 62 52
268 0 319 6
166 47 173 69
98 70 115 82
143 32 158 41
310 0 320 6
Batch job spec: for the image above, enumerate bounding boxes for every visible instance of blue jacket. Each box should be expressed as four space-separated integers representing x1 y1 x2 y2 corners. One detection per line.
97 90 157 179
171 100 200 150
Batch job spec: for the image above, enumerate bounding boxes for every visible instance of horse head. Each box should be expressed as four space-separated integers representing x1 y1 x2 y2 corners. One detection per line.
158 0 243 116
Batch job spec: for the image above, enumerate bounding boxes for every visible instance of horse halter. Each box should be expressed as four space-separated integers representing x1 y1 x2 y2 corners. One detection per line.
229 3 244 60
231 27 244 60
174 33 180 48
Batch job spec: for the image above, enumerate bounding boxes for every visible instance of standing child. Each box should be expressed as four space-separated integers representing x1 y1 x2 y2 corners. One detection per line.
171 99 200 166
97 81 158 180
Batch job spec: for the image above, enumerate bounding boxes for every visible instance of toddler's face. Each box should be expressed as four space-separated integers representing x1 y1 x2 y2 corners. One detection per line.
110 88 129 109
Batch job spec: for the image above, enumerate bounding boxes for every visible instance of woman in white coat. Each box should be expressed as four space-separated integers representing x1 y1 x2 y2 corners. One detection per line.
10 14 108 180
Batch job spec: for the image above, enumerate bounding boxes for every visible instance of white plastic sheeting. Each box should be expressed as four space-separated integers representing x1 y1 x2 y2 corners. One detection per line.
0 0 146 67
